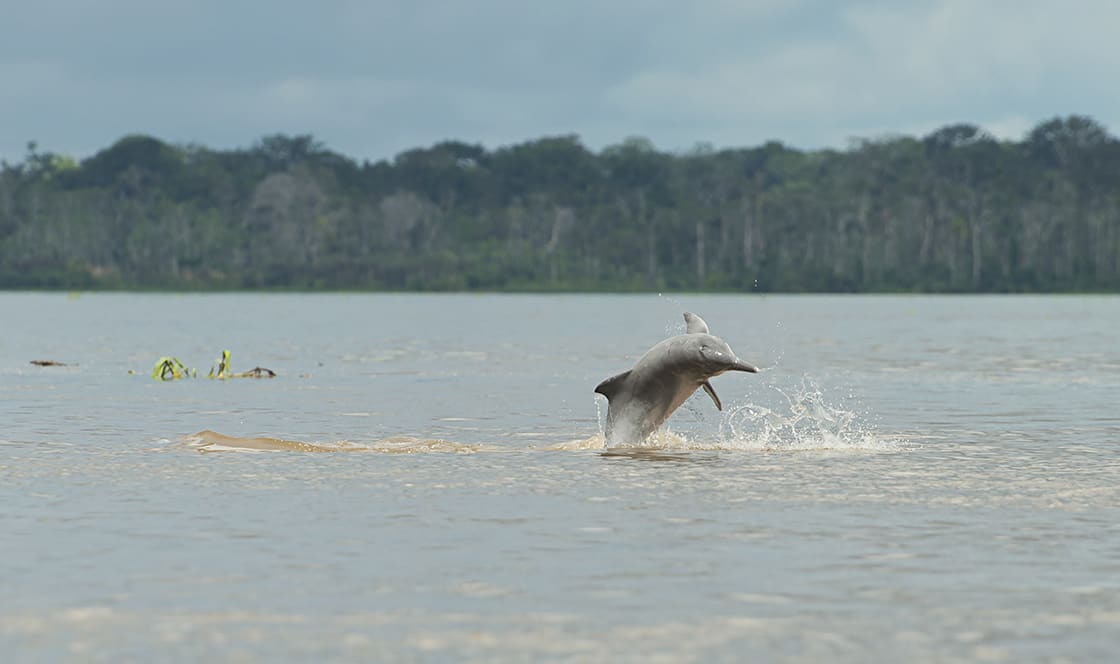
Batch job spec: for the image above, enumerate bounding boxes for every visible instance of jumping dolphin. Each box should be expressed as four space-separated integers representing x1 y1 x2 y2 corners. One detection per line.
594 312 759 445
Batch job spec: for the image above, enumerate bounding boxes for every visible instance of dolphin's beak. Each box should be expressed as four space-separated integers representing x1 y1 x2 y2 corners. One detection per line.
730 358 760 373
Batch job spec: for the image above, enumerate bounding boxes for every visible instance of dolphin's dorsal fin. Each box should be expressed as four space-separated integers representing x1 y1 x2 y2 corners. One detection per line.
701 380 723 411
594 370 631 401
684 312 709 334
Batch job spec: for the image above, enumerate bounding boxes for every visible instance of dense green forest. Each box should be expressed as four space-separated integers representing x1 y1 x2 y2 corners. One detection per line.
2 115 1118 292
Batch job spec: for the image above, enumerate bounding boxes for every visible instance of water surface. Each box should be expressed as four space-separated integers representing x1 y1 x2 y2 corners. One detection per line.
3 293 1119 662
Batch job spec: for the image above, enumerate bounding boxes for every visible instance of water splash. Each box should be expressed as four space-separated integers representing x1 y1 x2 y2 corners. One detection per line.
656 293 688 335
606 380 905 453
720 380 903 452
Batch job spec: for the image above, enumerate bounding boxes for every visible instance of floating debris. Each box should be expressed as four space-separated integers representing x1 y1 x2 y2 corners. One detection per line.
30 359 68 367
210 350 276 379
234 366 277 379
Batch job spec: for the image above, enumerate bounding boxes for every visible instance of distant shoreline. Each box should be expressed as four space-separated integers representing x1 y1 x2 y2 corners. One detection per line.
3 287 1117 296
4 117 1119 293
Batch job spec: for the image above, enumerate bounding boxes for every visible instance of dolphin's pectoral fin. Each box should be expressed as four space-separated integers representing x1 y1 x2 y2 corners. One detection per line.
701 380 723 411
684 312 710 334
594 370 632 401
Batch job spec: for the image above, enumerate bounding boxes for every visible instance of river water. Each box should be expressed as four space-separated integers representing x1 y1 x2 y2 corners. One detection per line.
3 293 1119 662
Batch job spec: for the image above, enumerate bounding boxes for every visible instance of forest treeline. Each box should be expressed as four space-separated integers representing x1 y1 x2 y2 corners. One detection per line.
1 115 1118 292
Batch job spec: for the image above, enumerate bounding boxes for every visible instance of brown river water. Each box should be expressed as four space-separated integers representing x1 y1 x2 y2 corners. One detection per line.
3 293 1119 662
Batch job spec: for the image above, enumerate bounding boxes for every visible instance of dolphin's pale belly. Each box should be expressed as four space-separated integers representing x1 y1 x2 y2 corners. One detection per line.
605 374 703 444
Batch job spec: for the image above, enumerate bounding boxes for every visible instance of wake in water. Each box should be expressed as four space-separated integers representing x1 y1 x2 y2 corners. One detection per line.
177 381 901 455
178 430 487 454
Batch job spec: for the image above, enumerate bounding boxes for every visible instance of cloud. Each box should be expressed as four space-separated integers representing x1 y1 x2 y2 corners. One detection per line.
982 115 1035 142
605 0 1120 149
1 0 1118 161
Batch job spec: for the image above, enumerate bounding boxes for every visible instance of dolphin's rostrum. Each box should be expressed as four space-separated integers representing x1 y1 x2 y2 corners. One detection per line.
595 312 759 445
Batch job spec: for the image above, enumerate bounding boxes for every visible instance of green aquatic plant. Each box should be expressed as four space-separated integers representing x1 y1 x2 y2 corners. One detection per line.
209 349 232 379
152 356 194 381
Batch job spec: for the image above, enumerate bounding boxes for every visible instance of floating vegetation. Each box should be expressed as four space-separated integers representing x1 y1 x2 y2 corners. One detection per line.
145 350 275 382
30 359 68 367
209 349 277 380
209 349 232 379
152 357 195 381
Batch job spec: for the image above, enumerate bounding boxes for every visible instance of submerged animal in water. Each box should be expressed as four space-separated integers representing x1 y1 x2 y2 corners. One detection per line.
595 312 759 445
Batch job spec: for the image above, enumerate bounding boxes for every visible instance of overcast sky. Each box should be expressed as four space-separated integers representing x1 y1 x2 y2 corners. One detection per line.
3 0 1117 163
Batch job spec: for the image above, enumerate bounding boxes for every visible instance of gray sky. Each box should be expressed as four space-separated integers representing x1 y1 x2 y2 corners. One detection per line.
3 0 1117 163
